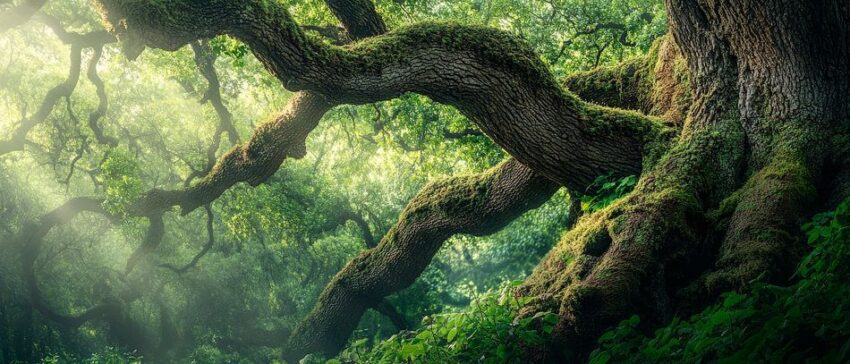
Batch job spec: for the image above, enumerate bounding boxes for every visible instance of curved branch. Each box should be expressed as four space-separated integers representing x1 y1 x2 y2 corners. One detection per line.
184 40 240 186
123 213 164 275
16 1 363 295
129 92 331 216
17 198 123 327
372 299 409 330
563 36 690 125
86 47 118 146
322 206 412 329
323 0 387 39
321 208 376 248
159 204 215 274
575 22 636 47
283 158 560 360
94 0 665 191
0 0 46 33
18 93 325 269
0 43 83 155
344 210 376 248
16 198 167 357
0 14 115 156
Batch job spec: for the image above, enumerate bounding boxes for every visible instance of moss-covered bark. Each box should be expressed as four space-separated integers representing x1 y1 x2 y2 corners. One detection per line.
564 35 691 126
283 159 559 360
94 0 667 192
519 1 849 361
84 0 850 362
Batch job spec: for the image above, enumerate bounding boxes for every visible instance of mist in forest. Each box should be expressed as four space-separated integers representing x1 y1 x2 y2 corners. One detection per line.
2 0 849 363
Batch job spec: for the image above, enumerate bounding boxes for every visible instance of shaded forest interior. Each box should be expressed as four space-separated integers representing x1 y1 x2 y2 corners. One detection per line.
1 0 849 363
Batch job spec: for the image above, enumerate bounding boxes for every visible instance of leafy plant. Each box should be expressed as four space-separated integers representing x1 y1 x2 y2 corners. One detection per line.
580 173 637 212
333 281 558 363
99 149 143 216
210 36 251 67
590 197 850 363
41 347 142 364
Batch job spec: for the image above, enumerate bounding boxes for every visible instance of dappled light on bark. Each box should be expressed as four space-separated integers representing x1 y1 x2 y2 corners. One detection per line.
1 0 848 363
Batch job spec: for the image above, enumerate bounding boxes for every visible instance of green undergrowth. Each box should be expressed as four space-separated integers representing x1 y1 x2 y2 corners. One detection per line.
580 173 637 212
41 346 142 364
590 197 850 363
327 281 557 364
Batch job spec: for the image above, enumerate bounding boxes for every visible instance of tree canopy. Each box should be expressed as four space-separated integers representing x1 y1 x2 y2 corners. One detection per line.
1 0 848 363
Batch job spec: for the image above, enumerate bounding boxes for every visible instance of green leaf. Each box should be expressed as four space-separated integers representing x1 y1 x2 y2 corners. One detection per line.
400 343 425 360
446 327 458 343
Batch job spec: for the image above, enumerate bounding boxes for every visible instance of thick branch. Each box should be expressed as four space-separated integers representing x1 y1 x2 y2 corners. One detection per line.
19 93 325 270
93 0 666 192
283 158 560 360
323 0 387 39
129 92 331 216
564 35 690 125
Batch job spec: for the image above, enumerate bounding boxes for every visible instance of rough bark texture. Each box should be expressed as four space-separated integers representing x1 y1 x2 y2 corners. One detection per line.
323 0 387 39
92 0 668 192
565 35 691 126
19 0 848 362
520 1 849 361
284 158 560 360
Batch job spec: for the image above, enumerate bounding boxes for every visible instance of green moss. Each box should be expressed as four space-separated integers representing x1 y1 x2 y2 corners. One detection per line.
563 35 692 127
333 22 559 89
580 104 673 167
582 228 613 256
564 56 651 111
401 159 503 220
591 198 850 363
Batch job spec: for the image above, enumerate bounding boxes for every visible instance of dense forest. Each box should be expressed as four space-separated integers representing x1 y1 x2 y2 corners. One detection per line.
0 0 848 363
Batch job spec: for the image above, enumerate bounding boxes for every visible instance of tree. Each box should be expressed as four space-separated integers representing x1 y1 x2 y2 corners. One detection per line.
4 0 849 362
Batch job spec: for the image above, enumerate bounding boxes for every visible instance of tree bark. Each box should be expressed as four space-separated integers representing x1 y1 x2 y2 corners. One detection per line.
283 158 559 361
93 0 667 192
521 1 849 361
76 0 850 362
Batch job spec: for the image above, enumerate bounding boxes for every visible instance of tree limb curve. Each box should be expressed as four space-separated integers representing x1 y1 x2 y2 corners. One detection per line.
284 158 560 360
93 0 668 192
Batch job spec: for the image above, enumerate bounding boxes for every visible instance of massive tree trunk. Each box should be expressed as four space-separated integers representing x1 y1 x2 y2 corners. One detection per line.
522 0 850 360
83 0 850 361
